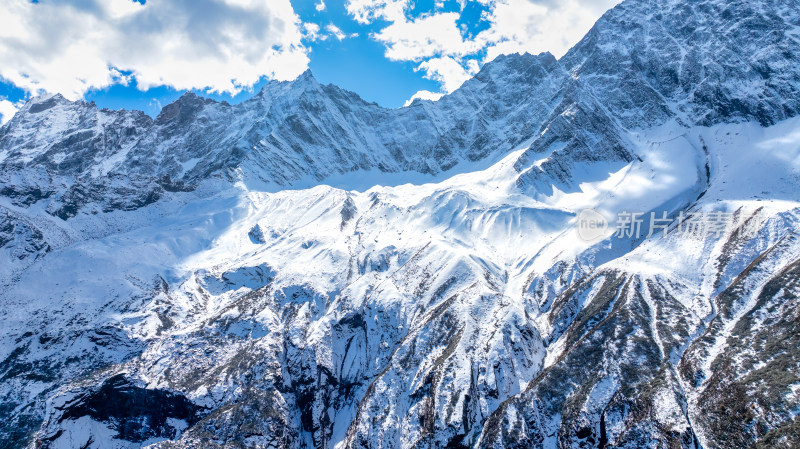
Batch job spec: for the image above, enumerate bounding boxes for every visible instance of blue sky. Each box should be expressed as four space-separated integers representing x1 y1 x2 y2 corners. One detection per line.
0 0 620 121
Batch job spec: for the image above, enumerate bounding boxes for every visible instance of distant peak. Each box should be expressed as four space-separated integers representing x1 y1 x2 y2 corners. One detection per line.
30 93 66 103
155 92 217 124
471 51 560 85
490 51 556 67
252 69 320 101
292 69 319 87
26 93 72 107
24 93 73 114
173 91 220 106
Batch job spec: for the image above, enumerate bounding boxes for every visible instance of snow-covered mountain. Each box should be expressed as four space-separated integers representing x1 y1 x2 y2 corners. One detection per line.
1 0 799 448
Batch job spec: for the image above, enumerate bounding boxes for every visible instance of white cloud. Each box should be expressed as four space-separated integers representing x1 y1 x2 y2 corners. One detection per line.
305 23 357 42
416 56 475 93
476 0 621 62
325 24 347 41
349 0 622 96
374 12 479 61
0 99 21 125
0 0 310 99
405 56 477 108
315 0 326 12
304 22 323 41
346 0 410 24
403 90 444 106
148 98 163 115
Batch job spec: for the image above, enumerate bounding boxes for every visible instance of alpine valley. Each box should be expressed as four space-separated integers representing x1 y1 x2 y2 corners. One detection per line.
1 0 800 448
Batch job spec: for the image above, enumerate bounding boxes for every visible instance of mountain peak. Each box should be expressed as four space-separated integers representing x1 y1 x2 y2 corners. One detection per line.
23 93 72 114
290 68 321 90
29 92 66 103
468 51 561 89
155 92 219 125
296 68 316 81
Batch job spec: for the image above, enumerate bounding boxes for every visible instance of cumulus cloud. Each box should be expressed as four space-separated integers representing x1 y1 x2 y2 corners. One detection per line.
304 22 323 41
477 0 621 62
0 0 310 99
315 0 326 12
416 56 476 93
355 0 621 105
0 99 21 125
374 12 479 61
403 90 444 106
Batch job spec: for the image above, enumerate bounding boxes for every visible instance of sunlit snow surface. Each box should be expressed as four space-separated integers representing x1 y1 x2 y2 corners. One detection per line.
2 114 799 447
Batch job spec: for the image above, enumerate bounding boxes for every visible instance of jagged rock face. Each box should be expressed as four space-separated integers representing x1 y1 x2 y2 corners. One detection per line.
479 211 800 449
2 0 797 218
124 53 565 185
0 210 50 261
0 96 155 218
0 54 567 218
513 0 800 196
55 374 206 443
562 0 800 128
1 0 800 448
0 95 152 176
